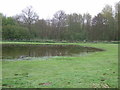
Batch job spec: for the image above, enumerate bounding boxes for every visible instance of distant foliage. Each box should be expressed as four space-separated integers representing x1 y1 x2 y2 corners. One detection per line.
2 15 31 40
2 2 120 41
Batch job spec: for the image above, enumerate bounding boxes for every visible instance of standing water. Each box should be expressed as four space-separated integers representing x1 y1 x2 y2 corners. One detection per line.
2 44 103 59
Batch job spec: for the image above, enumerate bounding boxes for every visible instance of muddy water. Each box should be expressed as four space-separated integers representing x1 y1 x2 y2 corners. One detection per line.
2 44 103 59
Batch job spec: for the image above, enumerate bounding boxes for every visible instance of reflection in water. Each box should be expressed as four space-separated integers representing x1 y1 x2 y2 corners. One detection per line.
2 44 103 59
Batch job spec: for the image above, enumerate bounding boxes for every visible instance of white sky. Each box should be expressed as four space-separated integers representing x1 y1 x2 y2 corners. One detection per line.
0 0 119 19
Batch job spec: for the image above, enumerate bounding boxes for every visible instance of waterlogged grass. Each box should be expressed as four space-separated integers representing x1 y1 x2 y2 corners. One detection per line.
2 42 118 88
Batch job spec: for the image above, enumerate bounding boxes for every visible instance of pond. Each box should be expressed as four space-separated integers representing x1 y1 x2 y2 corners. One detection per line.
2 44 103 59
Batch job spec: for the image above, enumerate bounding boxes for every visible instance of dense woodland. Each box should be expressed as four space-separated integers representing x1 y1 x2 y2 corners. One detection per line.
1 2 120 41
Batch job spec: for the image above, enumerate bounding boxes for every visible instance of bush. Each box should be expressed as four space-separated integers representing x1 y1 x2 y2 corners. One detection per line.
2 25 31 40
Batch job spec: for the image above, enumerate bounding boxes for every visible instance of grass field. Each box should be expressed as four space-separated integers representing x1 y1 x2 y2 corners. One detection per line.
2 42 118 88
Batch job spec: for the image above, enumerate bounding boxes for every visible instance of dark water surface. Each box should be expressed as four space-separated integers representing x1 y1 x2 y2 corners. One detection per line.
2 44 103 59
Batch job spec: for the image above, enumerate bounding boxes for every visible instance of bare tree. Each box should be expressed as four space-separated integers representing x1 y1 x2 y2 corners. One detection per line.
53 10 67 40
16 6 39 34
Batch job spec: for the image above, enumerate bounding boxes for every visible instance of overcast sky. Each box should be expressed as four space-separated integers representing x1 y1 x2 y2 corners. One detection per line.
0 0 119 19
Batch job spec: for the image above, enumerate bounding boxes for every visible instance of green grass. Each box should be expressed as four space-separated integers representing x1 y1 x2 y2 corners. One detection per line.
0 61 2 89
2 42 118 88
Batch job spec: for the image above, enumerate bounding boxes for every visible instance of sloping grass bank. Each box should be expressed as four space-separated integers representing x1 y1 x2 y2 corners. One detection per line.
2 42 118 88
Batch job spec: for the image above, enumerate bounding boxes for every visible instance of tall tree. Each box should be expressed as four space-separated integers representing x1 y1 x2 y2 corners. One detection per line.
82 13 92 40
91 13 106 40
101 5 115 40
115 1 120 40
53 10 67 40
16 6 39 35
65 13 83 40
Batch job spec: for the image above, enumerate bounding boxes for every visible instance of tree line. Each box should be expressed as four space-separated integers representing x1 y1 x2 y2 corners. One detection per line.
1 2 120 41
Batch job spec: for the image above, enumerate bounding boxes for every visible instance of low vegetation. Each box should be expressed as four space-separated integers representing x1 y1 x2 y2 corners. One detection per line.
2 42 118 88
